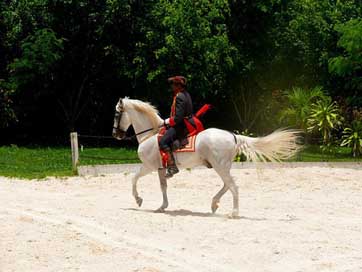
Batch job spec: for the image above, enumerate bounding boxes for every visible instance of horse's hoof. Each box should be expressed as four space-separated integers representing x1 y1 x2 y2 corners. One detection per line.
211 202 219 213
228 210 239 219
136 197 143 207
154 207 165 213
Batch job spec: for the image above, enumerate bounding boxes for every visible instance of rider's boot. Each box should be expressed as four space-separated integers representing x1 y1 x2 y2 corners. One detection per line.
164 147 179 179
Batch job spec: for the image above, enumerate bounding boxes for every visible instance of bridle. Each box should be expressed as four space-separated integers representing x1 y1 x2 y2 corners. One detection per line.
112 99 126 139
113 109 125 137
112 101 162 141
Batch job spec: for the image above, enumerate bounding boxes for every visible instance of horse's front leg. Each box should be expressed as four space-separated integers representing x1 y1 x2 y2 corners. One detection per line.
132 165 150 207
155 168 168 213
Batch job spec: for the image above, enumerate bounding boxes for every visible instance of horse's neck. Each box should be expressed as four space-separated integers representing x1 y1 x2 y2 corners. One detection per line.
129 109 163 143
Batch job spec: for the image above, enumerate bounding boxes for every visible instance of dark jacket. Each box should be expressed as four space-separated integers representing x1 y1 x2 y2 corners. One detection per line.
170 90 193 137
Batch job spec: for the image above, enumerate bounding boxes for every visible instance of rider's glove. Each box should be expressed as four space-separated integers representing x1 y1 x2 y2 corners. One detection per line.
164 118 170 126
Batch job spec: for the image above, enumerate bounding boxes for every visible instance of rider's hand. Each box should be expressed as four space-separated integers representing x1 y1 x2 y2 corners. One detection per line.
163 118 170 129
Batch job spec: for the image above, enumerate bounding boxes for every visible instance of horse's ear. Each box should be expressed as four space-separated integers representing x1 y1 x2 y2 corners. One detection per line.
119 98 123 105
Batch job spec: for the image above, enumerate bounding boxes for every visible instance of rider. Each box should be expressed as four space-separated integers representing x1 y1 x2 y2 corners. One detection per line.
160 75 193 178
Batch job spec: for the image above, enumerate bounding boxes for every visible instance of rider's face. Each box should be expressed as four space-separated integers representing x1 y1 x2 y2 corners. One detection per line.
171 83 182 94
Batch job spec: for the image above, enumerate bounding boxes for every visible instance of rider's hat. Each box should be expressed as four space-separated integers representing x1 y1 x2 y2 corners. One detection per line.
168 76 187 87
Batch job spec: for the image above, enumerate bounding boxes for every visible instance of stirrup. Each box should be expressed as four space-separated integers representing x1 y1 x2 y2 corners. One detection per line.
165 166 179 179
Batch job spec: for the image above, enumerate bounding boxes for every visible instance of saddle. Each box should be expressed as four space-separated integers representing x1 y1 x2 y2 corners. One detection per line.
157 104 211 168
157 127 197 153
172 137 189 151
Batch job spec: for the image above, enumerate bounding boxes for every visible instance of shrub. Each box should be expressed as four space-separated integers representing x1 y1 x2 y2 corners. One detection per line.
307 97 343 146
279 86 326 131
341 120 362 157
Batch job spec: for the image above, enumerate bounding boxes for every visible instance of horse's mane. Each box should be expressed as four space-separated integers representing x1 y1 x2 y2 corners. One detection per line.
123 98 161 131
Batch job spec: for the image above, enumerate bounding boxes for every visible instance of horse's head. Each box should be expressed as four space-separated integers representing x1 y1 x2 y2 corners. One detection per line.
112 98 131 140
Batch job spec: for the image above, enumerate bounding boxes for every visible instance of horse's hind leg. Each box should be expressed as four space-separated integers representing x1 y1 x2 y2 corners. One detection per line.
132 164 150 207
211 184 228 213
155 168 168 213
228 176 239 218
213 167 239 218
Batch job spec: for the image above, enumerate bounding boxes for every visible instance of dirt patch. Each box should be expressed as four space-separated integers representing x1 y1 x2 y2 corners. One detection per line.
1 167 362 272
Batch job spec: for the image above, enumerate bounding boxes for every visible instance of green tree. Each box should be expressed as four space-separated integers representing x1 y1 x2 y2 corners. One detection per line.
265 0 361 89
1 0 362 142
4 0 133 132
0 0 50 128
9 28 64 89
227 0 361 132
131 0 238 101
0 80 16 128
329 18 362 92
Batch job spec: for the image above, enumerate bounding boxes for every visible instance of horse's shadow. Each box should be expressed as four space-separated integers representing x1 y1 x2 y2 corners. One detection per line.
123 208 267 221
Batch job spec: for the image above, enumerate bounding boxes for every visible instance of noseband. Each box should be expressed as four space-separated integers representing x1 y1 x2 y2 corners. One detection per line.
113 107 126 136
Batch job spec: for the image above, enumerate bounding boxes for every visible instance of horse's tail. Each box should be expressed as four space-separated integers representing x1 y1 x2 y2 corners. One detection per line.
235 129 302 162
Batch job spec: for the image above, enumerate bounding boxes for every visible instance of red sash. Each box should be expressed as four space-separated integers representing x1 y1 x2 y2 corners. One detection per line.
184 104 211 136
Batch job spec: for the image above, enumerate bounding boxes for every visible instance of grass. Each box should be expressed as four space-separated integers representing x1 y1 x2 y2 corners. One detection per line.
0 146 73 179
292 145 362 162
0 145 360 179
77 147 140 165
0 146 139 179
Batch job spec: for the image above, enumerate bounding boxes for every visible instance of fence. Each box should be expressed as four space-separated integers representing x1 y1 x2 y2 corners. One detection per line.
70 132 79 172
69 132 139 172
70 131 357 173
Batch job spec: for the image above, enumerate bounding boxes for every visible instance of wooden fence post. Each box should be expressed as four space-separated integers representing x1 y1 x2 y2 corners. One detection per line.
70 132 79 173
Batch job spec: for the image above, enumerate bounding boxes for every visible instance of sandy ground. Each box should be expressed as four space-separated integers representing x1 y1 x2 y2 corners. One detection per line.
1 167 362 272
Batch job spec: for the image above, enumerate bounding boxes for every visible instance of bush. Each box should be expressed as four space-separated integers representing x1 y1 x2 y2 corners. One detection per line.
341 120 362 157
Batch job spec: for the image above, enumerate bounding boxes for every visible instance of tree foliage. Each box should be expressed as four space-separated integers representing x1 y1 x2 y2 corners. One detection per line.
9 28 64 89
279 86 326 131
329 18 362 92
0 0 361 144
132 0 238 99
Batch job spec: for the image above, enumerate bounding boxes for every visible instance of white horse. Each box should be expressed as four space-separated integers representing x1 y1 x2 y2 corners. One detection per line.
112 97 301 217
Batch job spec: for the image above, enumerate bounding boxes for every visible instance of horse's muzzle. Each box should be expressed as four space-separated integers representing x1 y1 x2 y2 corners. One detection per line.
112 128 125 140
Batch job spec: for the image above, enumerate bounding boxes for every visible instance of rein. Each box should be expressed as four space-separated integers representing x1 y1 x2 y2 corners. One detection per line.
114 123 163 142
123 127 158 141
124 126 165 143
